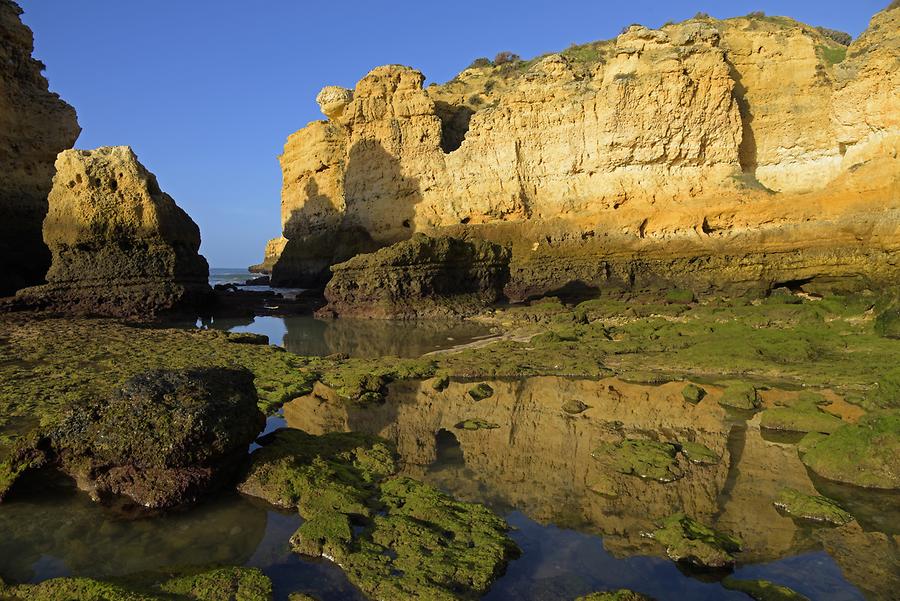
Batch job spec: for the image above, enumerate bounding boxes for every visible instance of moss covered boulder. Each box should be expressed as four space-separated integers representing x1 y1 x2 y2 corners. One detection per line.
800 411 900 489
319 233 511 319
651 513 742 568
238 429 518 599
722 577 810 601
678 441 720 465
0 566 273 601
592 439 683 482
874 308 900 339
456 418 501 430
562 399 589 414
468 382 495 401
718 382 761 410
759 396 844 434
773 488 853 525
681 383 706 404
576 591 655 601
51 367 265 508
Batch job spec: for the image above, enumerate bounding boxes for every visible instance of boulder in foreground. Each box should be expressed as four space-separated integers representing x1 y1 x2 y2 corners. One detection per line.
52 367 265 508
318 233 510 319
13 146 211 317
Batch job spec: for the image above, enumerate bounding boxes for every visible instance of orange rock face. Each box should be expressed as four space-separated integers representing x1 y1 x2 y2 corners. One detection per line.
267 8 900 298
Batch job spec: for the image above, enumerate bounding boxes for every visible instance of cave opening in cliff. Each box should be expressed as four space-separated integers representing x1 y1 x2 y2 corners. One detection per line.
434 101 474 153
433 428 465 468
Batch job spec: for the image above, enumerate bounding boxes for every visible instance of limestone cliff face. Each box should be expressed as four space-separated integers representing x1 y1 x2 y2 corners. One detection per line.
0 0 80 296
268 6 900 298
13 147 211 316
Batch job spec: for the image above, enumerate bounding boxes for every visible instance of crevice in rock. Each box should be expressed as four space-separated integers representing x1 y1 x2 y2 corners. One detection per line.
724 57 758 174
434 101 474 153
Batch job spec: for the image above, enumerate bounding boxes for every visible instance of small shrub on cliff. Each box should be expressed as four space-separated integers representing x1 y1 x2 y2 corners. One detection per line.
694 12 711 19
493 51 521 65
746 11 766 18
468 57 492 69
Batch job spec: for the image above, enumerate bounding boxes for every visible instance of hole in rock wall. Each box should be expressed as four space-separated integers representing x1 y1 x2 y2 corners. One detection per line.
434 101 474 153
433 428 465 468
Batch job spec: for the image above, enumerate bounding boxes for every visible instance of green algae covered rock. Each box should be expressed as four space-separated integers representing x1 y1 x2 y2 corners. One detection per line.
468 382 495 401
576 590 655 601
238 428 518 600
592 439 682 482
455 418 501 430
800 410 900 489
874 308 900 339
718 382 761 410
681 383 706 404
0 567 273 601
562 399 589 414
722 577 810 601
665 289 695 304
796 431 828 454
432 374 450 391
759 396 844 434
50 367 265 509
773 488 854 525
678 441 720 465
651 513 742 568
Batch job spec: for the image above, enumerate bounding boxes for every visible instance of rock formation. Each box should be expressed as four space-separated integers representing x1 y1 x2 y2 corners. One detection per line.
13 146 212 316
0 0 80 296
318 233 510 318
52 367 265 509
265 6 900 299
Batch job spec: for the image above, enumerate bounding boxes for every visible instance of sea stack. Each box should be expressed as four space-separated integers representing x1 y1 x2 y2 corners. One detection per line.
15 146 211 317
0 0 80 296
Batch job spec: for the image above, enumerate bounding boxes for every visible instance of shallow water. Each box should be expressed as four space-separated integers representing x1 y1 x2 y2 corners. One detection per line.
1 376 897 600
199 314 495 358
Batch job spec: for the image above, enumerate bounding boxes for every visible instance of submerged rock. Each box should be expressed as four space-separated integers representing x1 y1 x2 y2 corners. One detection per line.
681 383 707 404
455 418 500 431
800 410 900 489
722 577 810 601
650 513 742 568
13 146 211 316
562 399 590 414
773 487 854 526
0 0 80 297
678 441 720 465
468 382 495 401
592 439 683 482
238 429 518 599
319 234 511 319
52 367 265 508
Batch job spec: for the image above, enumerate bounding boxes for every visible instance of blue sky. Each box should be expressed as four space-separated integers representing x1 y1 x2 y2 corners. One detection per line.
19 0 888 268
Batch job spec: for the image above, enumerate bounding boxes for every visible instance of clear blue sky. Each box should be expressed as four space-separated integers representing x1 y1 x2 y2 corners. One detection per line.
19 0 888 268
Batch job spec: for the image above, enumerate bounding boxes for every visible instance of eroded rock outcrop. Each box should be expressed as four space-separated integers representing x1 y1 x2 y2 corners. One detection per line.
266 7 900 298
13 146 212 316
52 368 265 509
318 233 510 318
0 0 80 296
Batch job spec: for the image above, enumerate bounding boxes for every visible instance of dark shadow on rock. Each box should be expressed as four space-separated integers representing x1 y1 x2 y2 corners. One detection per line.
272 140 422 288
725 59 758 175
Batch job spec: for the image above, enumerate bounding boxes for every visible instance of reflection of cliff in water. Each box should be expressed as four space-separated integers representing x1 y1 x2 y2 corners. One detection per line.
285 376 900 599
283 316 492 358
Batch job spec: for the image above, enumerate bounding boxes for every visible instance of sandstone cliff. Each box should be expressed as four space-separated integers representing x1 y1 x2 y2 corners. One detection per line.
0 0 80 296
13 146 211 316
266 6 900 299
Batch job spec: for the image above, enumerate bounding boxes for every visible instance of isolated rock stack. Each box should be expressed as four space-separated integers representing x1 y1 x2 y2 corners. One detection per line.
0 0 80 296
15 146 211 316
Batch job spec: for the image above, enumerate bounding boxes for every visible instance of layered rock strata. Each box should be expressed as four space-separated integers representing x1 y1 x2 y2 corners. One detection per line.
266 7 900 298
0 0 80 296
13 146 211 316
318 233 510 318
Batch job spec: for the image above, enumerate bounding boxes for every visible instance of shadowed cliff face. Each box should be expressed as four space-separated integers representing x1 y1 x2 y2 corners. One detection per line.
0 0 80 297
266 8 900 298
284 376 900 599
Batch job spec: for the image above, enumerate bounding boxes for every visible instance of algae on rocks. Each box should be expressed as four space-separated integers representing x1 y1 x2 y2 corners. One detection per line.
238 429 518 600
722 577 811 601
773 487 854 525
650 513 742 568
592 439 683 482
